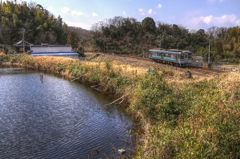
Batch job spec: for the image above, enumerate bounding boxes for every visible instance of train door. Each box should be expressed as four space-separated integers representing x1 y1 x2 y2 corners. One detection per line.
176 54 179 63
184 53 188 62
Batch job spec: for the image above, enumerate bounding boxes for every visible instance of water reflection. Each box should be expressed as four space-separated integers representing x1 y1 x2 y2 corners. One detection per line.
0 67 135 158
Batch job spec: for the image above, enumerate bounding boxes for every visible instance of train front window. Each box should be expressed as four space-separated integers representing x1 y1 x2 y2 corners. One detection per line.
188 53 192 58
180 54 184 59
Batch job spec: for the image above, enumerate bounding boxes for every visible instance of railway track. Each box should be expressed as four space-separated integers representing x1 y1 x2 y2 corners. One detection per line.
190 67 223 73
98 53 224 76
108 54 224 74
188 68 222 76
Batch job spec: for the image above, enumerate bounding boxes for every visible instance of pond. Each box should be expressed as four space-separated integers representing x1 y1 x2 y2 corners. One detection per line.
0 67 135 158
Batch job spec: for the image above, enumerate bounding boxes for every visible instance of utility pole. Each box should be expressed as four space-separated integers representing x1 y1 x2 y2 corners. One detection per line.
159 35 161 48
22 28 25 53
158 35 164 48
237 26 239 45
208 39 210 64
159 34 164 48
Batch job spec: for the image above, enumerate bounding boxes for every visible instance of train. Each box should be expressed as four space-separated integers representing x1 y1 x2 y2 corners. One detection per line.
149 48 192 66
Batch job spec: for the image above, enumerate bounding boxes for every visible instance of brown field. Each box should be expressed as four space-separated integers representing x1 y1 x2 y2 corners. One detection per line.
83 52 225 85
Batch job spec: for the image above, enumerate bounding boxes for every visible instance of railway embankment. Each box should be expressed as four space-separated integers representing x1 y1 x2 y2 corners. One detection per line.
0 53 240 158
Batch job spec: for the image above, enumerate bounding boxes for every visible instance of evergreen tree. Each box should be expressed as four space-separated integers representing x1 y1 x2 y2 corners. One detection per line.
0 1 68 45
142 17 156 34
66 30 79 49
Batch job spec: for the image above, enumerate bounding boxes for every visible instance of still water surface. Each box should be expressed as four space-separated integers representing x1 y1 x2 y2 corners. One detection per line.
0 67 134 158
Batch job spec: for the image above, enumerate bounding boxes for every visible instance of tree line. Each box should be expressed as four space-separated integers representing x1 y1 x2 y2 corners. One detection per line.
0 1 68 47
90 16 240 63
0 1 239 62
0 1 90 56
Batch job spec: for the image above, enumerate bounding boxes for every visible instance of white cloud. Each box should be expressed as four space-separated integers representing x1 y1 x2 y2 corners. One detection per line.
157 4 162 8
61 7 70 14
139 8 145 15
236 19 240 26
61 7 87 16
139 8 155 15
148 9 153 14
65 21 91 30
138 8 157 15
202 15 213 24
92 12 98 17
193 14 239 25
123 11 128 17
71 10 85 16
46 6 54 12
188 14 240 29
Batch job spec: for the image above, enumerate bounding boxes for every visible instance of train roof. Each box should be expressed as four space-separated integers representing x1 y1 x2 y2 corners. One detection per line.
149 49 191 55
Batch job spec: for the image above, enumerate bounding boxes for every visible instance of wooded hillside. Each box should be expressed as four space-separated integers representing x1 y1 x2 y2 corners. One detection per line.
0 1 239 62
0 1 68 46
91 16 240 62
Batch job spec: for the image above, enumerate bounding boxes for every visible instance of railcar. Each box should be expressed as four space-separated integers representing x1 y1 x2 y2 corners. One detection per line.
149 48 192 66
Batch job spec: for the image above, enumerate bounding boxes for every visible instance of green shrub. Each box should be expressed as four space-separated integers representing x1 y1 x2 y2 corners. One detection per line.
132 69 185 123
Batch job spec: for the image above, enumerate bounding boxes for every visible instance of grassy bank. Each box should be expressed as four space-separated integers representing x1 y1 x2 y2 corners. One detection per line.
0 53 239 158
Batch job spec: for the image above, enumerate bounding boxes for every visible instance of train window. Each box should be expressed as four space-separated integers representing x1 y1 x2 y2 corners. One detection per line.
184 54 188 58
180 54 184 59
165 54 170 57
188 53 192 58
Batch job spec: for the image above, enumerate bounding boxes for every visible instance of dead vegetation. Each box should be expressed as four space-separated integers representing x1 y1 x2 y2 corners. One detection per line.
1 53 239 158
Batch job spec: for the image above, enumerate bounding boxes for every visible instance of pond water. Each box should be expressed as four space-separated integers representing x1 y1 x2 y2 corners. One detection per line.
0 67 135 158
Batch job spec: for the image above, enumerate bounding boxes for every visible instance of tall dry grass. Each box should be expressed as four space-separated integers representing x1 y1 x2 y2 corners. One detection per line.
1 54 239 158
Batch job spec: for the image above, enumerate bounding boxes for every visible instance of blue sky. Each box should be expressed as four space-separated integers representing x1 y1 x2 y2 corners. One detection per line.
13 0 240 30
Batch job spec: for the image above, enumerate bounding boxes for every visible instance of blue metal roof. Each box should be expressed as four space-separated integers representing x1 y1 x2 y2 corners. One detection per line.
30 45 73 52
30 52 78 56
29 45 78 57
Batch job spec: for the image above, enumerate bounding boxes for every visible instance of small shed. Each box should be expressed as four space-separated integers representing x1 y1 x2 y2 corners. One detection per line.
28 44 78 57
191 55 204 67
13 40 33 53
